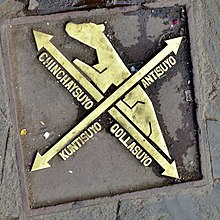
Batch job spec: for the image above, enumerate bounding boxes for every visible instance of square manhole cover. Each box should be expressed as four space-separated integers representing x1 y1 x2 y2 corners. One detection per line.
3 5 201 212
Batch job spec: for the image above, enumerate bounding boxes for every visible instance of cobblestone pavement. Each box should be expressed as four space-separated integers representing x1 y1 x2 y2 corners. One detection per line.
0 0 220 219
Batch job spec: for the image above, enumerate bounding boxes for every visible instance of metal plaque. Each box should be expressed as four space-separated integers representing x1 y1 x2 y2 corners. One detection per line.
2 6 201 212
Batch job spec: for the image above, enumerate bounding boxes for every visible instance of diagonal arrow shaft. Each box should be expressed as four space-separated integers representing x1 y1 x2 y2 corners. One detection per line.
109 107 179 178
31 35 182 172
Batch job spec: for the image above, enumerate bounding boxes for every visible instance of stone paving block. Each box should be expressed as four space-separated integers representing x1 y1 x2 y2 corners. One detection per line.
118 182 220 220
210 181 220 211
31 201 117 220
0 0 24 18
0 40 20 219
1 4 201 216
207 120 220 179
0 128 21 219
0 43 9 123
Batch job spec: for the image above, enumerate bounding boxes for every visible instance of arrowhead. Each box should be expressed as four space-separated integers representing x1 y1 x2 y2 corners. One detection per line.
162 161 179 179
33 30 53 51
165 37 183 55
31 152 51 171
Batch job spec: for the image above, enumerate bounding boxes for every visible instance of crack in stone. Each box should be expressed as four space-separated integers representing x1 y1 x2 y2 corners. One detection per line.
115 200 121 220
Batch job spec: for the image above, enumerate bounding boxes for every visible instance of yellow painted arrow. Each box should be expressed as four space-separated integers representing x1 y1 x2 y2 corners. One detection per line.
33 30 103 102
31 33 182 178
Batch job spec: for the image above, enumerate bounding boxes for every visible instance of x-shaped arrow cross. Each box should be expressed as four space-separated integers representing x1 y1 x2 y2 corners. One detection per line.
31 22 183 178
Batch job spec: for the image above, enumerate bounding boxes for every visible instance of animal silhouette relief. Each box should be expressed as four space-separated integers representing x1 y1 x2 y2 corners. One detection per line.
66 22 130 93
65 22 171 158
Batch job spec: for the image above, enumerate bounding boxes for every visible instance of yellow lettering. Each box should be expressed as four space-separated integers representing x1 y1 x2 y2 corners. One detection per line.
43 57 53 67
73 138 82 147
56 70 65 80
59 150 69 160
141 78 149 89
51 64 61 75
48 61 57 71
60 74 71 85
81 95 91 105
84 101 93 109
118 132 127 143
149 71 157 80
68 144 79 152
80 133 89 142
144 74 154 85
88 124 97 134
94 122 102 131
115 128 124 138
143 157 152 166
131 146 141 155
169 56 176 65
72 88 82 97
64 148 73 156
140 154 149 163
155 66 164 78
69 82 79 93
164 57 172 68
65 80 74 90
39 52 48 62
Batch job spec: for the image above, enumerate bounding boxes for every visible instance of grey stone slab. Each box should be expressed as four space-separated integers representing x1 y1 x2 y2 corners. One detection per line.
191 0 220 121
118 183 220 220
210 181 220 211
206 95 220 122
31 201 117 220
0 24 21 220
0 0 25 18
207 120 220 179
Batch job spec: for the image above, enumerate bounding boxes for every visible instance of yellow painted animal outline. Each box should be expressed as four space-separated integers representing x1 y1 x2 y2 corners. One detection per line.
66 22 173 160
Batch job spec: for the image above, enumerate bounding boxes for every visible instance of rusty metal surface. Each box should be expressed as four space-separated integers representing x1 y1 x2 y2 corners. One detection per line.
3 6 201 210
